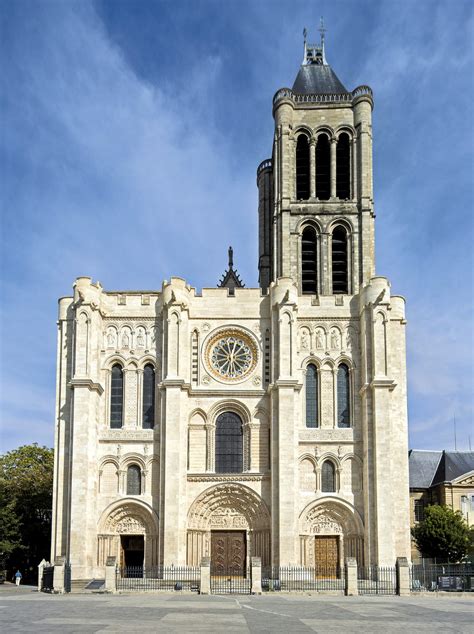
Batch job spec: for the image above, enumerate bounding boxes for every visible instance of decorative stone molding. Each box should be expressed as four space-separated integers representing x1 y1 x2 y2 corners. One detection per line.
299 429 359 442
100 430 155 441
187 473 269 482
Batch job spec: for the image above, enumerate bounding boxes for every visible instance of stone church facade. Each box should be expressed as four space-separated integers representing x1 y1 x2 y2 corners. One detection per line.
51 35 411 581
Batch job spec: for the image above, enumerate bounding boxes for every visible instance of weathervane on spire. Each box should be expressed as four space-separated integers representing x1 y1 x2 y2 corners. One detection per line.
318 16 327 64
228 246 234 269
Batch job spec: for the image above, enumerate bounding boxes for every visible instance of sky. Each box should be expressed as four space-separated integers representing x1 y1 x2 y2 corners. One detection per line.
0 0 473 453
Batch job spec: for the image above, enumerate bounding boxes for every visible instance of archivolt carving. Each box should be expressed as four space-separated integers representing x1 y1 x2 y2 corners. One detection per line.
300 499 363 536
99 501 158 536
187 483 270 531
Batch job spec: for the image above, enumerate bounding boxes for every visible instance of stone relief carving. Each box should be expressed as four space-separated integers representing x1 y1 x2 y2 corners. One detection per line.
136 328 145 348
315 328 325 350
299 429 359 442
330 329 340 350
121 331 130 348
299 327 310 351
116 516 146 534
311 518 342 534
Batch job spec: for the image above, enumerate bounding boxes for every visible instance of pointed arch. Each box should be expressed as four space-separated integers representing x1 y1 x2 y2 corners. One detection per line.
336 132 351 199
305 363 319 428
301 225 318 294
337 362 351 428
315 133 331 200
110 363 124 429
332 225 348 294
296 133 310 200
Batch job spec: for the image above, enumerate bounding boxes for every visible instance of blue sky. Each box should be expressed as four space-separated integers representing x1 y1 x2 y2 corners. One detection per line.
1 0 473 453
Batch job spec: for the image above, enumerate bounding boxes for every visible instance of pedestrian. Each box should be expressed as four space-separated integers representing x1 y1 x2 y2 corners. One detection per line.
14 570 22 586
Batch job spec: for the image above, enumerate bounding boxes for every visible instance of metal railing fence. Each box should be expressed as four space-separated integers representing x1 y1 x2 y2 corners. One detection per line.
116 565 200 592
210 566 251 594
357 565 397 595
41 565 54 592
262 565 344 592
411 563 474 592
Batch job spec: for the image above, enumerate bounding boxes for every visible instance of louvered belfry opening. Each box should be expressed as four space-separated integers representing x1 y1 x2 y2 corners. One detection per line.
110 364 124 429
336 133 351 199
315 134 331 200
142 364 155 429
296 134 310 200
215 412 243 473
301 226 318 294
332 225 348 294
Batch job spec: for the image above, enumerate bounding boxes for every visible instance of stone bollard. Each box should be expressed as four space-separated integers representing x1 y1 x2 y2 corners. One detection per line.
251 557 262 594
53 556 65 594
200 557 211 595
345 557 358 596
105 556 117 593
37 559 47 592
396 557 410 596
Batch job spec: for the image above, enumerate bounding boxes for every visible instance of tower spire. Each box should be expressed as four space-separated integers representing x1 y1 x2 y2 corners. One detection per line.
318 16 327 64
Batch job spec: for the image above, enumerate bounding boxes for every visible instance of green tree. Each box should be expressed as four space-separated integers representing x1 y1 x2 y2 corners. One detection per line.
0 444 54 583
412 504 473 562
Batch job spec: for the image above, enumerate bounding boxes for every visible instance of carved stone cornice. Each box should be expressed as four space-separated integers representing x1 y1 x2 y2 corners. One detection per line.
187 473 269 483
69 378 104 395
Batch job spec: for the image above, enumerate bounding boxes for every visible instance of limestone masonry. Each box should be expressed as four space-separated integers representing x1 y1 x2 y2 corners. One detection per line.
52 35 411 581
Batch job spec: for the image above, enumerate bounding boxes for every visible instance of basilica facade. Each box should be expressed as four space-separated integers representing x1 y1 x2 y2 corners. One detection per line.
51 36 411 582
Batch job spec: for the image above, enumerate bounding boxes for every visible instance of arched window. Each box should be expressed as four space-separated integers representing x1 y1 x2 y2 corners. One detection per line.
110 364 124 429
315 134 330 200
321 460 336 492
336 133 351 199
126 464 141 495
142 364 155 429
215 412 243 473
296 134 310 200
337 363 351 428
301 226 317 294
332 225 348 294
305 364 318 428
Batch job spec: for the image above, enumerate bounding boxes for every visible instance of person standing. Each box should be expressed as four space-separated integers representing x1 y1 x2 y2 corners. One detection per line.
14 570 22 586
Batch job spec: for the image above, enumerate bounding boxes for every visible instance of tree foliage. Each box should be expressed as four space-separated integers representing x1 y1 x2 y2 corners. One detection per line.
412 504 473 562
0 444 54 582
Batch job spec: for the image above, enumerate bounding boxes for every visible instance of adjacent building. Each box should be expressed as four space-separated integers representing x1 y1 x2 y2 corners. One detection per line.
51 33 411 582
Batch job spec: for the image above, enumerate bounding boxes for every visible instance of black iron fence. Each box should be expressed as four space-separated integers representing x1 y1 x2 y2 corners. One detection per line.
41 565 54 592
411 564 474 592
116 566 200 592
210 566 251 594
262 565 344 592
357 565 397 595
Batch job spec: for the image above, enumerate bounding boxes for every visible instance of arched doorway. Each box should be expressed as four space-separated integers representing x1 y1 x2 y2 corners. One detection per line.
97 501 159 570
186 483 270 570
299 499 364 570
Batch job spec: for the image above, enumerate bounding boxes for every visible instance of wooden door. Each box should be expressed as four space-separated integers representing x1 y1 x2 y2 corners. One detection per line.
211 531 246 575
314 536 339 577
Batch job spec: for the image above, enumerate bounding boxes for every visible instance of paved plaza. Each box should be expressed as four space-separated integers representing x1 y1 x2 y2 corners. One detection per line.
1 584 473 633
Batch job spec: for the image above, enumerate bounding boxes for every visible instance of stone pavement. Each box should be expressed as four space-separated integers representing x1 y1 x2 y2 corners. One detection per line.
1 584 473 633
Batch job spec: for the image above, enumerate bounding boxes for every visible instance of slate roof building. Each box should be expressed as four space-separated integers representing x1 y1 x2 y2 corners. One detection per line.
51 30 412 585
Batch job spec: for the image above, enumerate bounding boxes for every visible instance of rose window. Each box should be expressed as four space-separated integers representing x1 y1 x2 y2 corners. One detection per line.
205 329 258 382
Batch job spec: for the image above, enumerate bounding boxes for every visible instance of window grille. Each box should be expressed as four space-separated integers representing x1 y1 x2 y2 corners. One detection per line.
126 465 141 495
315 134 330 200
414 499 425 522
305 364 318 428
321 460 336 492
142 364 155 429
337 363 350 427
191 331 199 384
110 364 124 429
215 412 243 473
332 226 348 294
336 133 351 199
296 134 310 200
302 226 317 294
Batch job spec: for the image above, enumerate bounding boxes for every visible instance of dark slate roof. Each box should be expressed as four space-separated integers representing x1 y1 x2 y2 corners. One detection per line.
409 450 442 489
432 451 474 485
292 64 348 95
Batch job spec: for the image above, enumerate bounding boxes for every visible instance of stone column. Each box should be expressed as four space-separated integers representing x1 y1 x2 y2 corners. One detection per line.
200 557 211 595
345 557 358 596
105 556 117 593
396 557 410 596
53 556 65 594
330 137 337 199
251 557 262 594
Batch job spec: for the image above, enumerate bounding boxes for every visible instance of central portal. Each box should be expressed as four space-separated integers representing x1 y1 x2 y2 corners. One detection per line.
314 536 339 575
211 531 246 575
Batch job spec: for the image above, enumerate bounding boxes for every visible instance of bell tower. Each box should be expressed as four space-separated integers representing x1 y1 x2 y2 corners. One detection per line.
257 24 375 296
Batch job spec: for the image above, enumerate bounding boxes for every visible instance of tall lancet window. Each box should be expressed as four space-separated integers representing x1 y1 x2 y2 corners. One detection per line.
110 364 124 429
215 412 243 473
337 363 351 428
332 225 348 294
321 460 336 492
296 134 310 200
302 226 317 294
336 133 351 199
315 134 331 200
305 364 318 428
142 364 155 429
126 465 141 495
